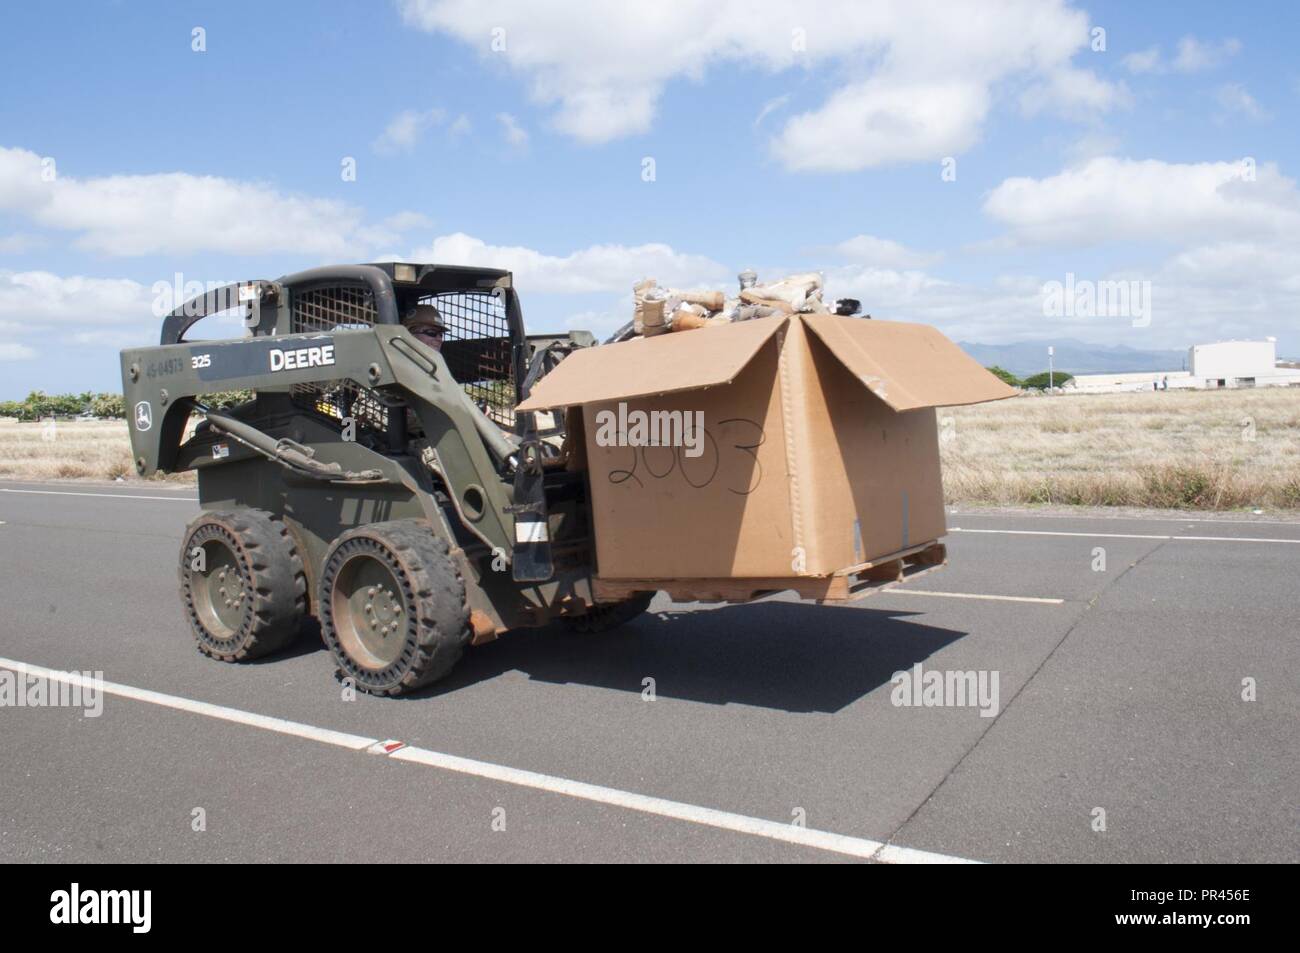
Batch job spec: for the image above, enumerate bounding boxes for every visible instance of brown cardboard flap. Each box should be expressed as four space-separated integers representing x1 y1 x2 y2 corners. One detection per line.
801 315 1018 411
517 315 788 410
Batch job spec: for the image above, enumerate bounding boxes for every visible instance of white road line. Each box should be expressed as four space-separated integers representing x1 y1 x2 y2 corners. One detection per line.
875 843 972 864
884 589 1064 605
389 745 976 862
0 658 375 750
0 656 977 864
0 488 197 502
951 527 1300 544
950 510 1300 527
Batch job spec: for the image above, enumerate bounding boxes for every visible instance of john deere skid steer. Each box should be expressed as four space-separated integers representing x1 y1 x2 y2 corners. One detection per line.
121 263 639 695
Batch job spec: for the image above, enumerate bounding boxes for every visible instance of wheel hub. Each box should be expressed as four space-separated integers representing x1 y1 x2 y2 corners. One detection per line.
331 551 408 669
191 539 247 639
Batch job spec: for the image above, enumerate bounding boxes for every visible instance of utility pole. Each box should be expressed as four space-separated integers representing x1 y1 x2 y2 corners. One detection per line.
1048 345 1055 392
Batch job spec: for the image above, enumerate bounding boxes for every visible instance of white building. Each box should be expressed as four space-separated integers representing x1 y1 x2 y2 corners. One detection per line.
1067 371 1195 394
1189 339 1278 386
1067 338 1300 394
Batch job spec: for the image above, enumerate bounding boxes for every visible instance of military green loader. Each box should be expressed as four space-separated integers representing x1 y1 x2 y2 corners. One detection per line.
121 263 644 696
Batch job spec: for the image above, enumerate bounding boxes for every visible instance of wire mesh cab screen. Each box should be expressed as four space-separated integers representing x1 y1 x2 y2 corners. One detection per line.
286 282 518 440
421 290 518 430
288 286 397 444
291 286 377 333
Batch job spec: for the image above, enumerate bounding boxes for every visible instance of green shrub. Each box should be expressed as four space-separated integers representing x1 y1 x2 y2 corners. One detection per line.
1021 371 1073 390
986 365 1022 387
1143 466 1214 508
205 390 255 410
0 390 130 419
91 393 125 418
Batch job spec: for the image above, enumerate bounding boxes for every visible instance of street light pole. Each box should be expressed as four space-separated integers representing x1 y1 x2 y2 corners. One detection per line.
1048 345 1054 392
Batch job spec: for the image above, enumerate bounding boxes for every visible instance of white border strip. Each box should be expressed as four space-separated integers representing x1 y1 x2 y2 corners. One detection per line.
388 745 976 862
951 527 1300 544
0 659 376 751
950 510 1300 527
0 488 197 502
0 656 976 864
884 589 1063 605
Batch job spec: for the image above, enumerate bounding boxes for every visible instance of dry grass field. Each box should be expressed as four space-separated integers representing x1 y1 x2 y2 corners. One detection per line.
941 387 1300 510
0 419 193 483
2 386 1298 508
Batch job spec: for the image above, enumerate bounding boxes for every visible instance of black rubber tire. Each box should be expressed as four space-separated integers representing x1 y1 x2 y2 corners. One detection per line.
179 509 307 661
564 593 654 634
318 520 472 696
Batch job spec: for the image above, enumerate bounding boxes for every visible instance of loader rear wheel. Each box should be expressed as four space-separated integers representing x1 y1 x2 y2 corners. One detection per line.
179 509 307 661
319 521 471 696
564 593 654 634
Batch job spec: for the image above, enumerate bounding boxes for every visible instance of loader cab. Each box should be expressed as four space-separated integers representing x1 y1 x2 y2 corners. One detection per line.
276 263 527 439
156 262 589 454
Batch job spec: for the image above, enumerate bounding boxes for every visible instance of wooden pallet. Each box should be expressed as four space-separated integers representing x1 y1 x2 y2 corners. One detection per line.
592 541 947 604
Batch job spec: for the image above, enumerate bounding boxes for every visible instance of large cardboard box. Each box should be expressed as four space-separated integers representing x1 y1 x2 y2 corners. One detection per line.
517 315 1014 582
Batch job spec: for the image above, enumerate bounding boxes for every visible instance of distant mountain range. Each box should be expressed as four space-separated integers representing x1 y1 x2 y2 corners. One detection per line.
957 339 1187 377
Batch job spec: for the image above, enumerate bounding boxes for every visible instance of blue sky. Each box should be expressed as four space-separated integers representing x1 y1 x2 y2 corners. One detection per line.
1 0 1297 396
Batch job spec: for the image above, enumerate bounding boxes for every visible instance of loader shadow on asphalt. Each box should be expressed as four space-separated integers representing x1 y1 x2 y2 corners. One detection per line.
250 617 330 664
415 602 966 713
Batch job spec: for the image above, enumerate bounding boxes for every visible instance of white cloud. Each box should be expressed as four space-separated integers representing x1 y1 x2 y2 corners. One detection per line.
1123 35 1241 74
964 155 1300 348
0 342 37 361
0 270 159 358
773 78 989 171
448 114 472 137
819 251 1299 353
0 145 426 257
827 234 941 269
495 112 529 147
817 265 1048 343
379 210 433 232
399 0 1122 170
0 233 40 254
1020 68 1131 118
0 270 152 325
983 157 1298 246
1122 47 1161 74
408 232 729 294
752 94 790 129
1215 84 1270 122
1063 129 1121 163
372 108 447 154
562 307 626 338
0 270 287 360
1174 35 1241 72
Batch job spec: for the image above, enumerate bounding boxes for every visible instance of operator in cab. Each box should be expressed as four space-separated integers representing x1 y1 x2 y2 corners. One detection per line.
404 304 446 352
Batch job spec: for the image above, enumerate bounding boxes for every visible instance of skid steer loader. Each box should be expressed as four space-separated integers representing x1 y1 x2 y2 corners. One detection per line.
120 263 639 695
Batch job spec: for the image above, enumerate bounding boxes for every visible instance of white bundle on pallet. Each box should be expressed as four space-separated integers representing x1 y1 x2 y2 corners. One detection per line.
627 271 832 338
740 272 825 313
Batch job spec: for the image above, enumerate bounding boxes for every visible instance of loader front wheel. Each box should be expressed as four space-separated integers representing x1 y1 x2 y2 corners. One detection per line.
319 521 471 696
179 509 307 661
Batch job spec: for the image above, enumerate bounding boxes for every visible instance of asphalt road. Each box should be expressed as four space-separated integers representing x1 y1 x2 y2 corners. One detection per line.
0 480 1296 863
